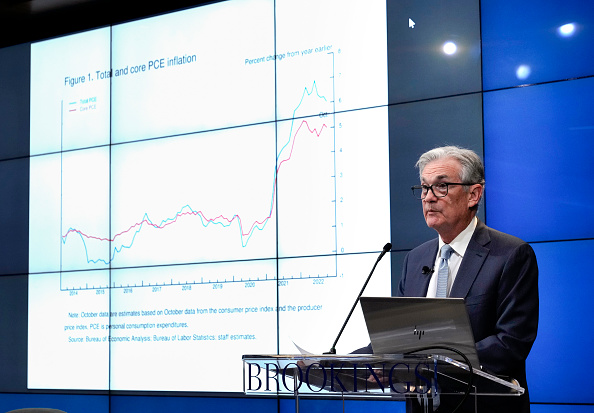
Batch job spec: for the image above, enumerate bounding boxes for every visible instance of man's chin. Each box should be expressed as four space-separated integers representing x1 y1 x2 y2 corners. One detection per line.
424 216 441 230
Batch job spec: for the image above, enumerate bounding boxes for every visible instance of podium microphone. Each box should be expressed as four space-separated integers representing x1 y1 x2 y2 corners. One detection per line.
326 242 392 354
422 266 434 275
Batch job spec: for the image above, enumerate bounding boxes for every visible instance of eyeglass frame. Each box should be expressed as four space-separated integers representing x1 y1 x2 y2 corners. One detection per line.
411 182 478 200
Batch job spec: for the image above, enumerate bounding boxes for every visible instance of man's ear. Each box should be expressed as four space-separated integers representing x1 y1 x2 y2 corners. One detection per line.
468 184 483 209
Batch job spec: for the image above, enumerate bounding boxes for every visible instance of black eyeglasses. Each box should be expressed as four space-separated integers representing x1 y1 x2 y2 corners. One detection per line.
411 182 476 200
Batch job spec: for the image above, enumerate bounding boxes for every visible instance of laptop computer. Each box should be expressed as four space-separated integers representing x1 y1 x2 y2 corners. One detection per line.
359 297 480 369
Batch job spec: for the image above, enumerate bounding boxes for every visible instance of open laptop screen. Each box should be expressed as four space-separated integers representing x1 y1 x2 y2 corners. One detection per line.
360 297 480 368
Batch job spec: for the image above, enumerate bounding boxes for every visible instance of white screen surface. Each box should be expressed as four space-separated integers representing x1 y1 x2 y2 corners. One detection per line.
28 0 390 392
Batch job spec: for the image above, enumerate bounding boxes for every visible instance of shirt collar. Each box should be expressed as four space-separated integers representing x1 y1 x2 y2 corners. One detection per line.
438 216 477 258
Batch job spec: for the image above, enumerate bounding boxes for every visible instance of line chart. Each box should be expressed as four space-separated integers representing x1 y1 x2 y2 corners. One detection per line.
55 50 348 291
60 49 337 266
61 118 328 265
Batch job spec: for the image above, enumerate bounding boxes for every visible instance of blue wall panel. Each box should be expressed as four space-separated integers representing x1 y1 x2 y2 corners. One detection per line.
482 0 594 89
109 395 277 413
484 78 594 243
0 393 108 413
527 240 594 404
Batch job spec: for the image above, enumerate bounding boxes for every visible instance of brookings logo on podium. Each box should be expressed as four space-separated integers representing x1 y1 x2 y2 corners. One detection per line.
243 358 438 397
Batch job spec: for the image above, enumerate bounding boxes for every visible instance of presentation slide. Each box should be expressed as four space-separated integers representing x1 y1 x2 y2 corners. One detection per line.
28 0 391 392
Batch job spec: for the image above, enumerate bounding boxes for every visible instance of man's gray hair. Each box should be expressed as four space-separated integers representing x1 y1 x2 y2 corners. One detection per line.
416 146 485 186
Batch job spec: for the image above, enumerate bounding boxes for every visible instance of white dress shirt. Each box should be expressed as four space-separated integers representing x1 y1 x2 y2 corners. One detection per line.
426 216 478 298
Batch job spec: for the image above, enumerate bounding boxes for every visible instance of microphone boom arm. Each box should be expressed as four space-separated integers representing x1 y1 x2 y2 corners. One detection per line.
326 243 391 354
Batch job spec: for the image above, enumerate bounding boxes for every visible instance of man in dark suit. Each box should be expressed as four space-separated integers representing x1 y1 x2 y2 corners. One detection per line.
397 146 539 412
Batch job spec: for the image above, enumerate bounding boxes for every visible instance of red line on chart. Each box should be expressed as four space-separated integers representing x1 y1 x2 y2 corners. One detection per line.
62 119 328 263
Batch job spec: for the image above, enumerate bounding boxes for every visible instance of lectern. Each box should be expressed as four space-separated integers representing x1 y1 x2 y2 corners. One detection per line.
242 353 523 413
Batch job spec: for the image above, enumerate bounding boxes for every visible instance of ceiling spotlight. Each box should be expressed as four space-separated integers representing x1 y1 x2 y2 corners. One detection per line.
516 64 531 80
557 23 576 37
443 41 457 55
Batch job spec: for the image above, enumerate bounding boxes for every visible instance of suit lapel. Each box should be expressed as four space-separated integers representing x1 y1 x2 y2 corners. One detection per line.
450 220 490 298
414 240 438 296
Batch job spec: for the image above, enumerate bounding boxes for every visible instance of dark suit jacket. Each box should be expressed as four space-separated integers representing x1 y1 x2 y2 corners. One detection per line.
396 219 539 412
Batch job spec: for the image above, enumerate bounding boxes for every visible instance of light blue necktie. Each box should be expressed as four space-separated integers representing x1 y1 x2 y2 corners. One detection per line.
436 244 454 298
